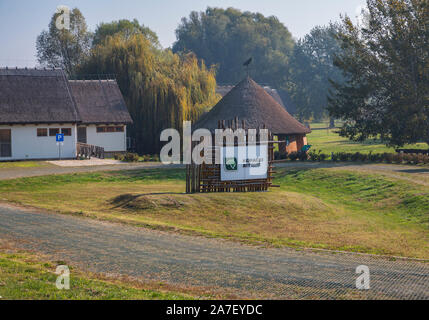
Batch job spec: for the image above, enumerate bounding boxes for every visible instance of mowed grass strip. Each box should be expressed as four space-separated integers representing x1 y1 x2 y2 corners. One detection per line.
0 168 427 259
0 161 49 170
0 249 192 300
307 124 428 154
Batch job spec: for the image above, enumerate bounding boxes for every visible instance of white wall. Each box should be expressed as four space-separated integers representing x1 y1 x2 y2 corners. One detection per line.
85 125 127 152
0 124 77 161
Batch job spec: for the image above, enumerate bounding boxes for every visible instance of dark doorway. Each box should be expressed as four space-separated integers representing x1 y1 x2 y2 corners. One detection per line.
77 127 87 144
0 129 12 157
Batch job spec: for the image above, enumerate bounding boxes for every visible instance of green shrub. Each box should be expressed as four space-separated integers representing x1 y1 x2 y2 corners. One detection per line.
309 150 328 162
392 153 403 164
288 152 299 161
298 151 308 161
367 152 384 162
351 152 361 162
123 152 139 162
339 152 350 162
383 153 394 163
308 150 320 162
114 153 125 161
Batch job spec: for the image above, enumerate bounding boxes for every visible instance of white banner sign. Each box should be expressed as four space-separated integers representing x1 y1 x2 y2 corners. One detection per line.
220 145 268 181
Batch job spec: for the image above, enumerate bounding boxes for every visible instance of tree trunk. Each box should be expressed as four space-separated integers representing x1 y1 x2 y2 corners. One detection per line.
329 117 335 129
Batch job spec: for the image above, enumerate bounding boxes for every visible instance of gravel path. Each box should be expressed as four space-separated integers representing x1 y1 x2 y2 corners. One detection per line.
0 204 427 299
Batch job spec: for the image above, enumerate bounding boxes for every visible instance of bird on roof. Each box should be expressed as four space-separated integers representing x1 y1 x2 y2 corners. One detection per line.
243 57 252 67
243 57 252 77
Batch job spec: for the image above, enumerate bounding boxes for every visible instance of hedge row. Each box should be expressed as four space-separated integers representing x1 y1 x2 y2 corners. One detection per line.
274 150 429 165
114 153 160 162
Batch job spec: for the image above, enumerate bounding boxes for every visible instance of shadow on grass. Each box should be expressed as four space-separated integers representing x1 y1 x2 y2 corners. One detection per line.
110 192 186 210
398 168 429 174
109 168 185 181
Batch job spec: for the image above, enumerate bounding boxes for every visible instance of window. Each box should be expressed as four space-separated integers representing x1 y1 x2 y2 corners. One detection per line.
0 129 11 157
49 128 60 136
37 128 48 137
61 128 72 136
97 126 124 133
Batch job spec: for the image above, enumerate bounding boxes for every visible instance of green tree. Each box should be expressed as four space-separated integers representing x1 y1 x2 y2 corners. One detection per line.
173 7 294 86
36 8 91 75
328 0 429 146
80 34 219 153
288 23 345 121
93 19 159 47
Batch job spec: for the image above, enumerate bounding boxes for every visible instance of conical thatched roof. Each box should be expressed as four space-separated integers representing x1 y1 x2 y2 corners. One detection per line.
195 77 310 135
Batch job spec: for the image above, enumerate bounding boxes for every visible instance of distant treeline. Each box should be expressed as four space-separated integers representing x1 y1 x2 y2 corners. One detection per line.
37 14 219 154
37 0 429 151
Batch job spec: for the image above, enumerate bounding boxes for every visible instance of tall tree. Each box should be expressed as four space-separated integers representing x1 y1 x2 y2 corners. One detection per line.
288 23 345 121
173 7 294 87
328 0 429 146
93 19 159 47
36 8 91 75
80 34 219 154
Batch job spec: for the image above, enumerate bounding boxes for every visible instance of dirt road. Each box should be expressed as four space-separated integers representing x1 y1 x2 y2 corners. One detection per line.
0 204 427 299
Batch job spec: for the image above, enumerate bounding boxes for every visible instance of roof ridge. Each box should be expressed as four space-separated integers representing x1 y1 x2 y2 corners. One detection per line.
195 76 310 135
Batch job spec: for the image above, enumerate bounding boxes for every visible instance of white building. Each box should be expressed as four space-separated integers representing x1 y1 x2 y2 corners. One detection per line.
0 68 133 161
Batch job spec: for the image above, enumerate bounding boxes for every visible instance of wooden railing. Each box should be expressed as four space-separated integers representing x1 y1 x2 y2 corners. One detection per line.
76 142 105 159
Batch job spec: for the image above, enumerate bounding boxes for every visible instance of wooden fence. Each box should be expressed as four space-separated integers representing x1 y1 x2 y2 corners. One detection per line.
186 118 279 193
76 142 105 159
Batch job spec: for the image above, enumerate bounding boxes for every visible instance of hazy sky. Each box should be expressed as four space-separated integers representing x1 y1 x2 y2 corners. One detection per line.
0 0 366 67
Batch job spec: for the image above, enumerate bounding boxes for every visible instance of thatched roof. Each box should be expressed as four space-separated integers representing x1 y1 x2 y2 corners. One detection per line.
0 68 132 125
217 85 286 108
196 77 310 135
0 68 79 124
68 80 132 124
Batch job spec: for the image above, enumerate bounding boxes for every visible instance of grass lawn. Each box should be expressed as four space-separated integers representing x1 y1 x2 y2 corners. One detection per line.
0 161 50 170
0 167 427 259
308 123 428 154
0 248 193 300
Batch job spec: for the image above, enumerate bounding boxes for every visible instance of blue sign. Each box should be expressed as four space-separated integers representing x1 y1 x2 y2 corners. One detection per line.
56 133 64 142
301 145 312 152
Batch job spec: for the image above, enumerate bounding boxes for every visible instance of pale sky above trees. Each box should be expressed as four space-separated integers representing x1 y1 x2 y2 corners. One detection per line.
0 0 365 67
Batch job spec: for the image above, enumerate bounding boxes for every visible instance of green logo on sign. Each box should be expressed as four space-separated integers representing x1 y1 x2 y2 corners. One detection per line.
224 157 238 171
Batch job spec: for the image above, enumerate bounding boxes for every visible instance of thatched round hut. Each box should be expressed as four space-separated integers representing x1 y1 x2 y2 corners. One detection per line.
195 77 311 154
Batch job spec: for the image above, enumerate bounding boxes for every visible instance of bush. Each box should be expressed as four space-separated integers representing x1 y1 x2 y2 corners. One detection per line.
274 151 288 161
331 152 350 162
288 152 299 161
275 149 427 165
114 153 124 161
402 153 413 164
298 151 308 161
383 153 394 163
338 152 350 162
117 152 139 162
367 152 384 162
351 152 362 162
392 153 403 164
308 150 328 162
140 154 160 162
308 150 318 162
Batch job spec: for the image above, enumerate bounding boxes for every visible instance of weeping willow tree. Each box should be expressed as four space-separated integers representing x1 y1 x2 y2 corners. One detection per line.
79 33 219 153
